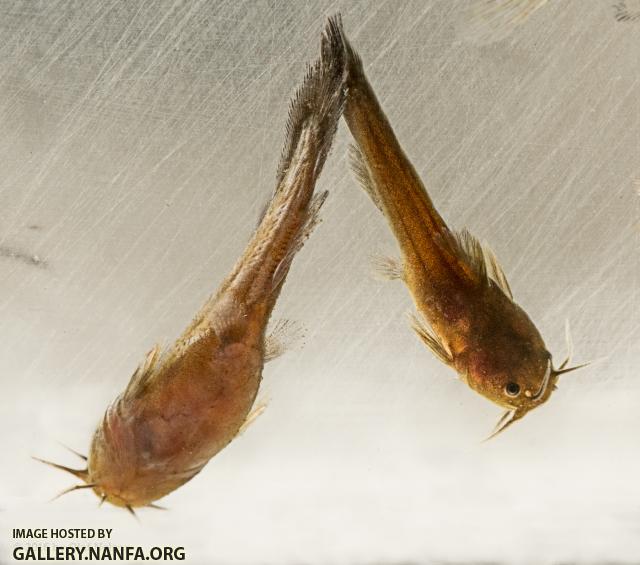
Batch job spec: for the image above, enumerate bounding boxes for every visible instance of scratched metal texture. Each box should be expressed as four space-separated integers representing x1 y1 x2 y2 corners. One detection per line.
0 1 638 564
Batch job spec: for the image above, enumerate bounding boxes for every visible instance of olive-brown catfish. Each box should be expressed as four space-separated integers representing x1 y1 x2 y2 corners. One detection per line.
335 17 585 438
36 18 346 511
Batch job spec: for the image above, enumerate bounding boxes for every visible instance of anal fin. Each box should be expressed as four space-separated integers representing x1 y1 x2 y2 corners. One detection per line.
371 254 403 281
349 144 384 212
270 191 329 296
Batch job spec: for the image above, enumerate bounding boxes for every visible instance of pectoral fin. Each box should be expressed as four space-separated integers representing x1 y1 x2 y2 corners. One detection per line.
265 319 305 362
238 401 268 435
124 344 164 399
409 313 453 366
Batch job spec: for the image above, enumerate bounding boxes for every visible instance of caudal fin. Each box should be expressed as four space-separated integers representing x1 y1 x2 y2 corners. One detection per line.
275 15 347 190
226 16 347 307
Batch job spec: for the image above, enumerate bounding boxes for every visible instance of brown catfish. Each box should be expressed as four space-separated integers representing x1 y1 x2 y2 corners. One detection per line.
35 19 346 511
334 18 585 438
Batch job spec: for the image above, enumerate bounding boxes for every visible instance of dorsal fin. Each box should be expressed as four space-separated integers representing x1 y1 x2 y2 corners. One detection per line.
123 344 165 400
454 228 513 300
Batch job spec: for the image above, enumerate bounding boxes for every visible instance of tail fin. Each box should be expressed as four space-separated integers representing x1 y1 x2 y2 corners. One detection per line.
275 15 347 190
257 16 346 305
329 15 366 90
213 16 347 311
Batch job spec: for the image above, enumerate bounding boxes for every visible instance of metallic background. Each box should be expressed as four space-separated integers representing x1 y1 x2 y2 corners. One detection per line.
0 1 638 563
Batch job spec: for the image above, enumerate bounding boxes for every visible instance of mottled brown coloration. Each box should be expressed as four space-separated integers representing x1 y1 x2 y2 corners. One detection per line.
335 17 583 437
37 18 346 507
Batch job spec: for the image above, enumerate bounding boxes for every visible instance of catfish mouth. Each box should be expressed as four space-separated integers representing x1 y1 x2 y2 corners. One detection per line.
486 356 590 441
530 359 553 402
32 454 159 516
500 358 553 410
484 359 554 440
484 321 592 441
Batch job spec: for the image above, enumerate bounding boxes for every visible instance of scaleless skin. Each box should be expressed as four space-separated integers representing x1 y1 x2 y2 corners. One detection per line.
335 17 584 438
36 18 347 510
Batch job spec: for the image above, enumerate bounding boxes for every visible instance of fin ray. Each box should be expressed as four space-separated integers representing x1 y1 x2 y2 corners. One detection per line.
238 401 268 435
276 15 346 189
124 344 165 400
349 144 384 212
371 254 403 281
265 319 305 362
454 228 513 299
409 313 453 365
270 190 328 296
51 483 97 502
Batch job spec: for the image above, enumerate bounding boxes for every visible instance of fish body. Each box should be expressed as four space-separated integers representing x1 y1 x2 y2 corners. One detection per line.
336 19 579 436
40 19 346 509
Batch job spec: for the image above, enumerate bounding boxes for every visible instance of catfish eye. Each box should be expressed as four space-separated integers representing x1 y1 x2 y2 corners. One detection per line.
504 382 521 397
